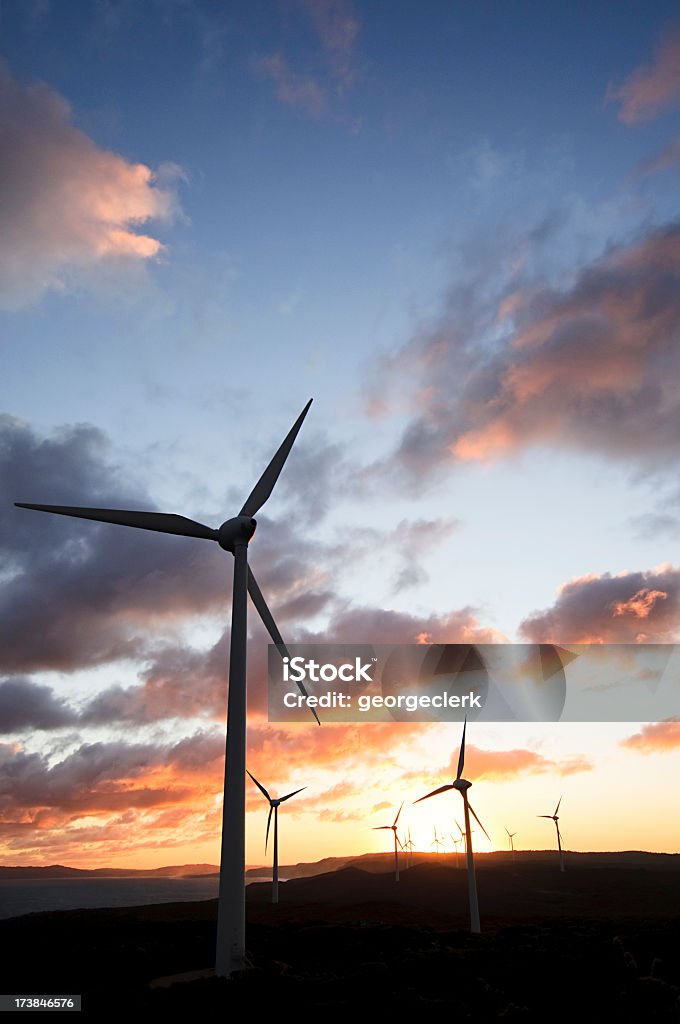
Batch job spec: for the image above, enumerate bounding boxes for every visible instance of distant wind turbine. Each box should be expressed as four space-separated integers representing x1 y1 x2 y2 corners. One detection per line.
404 826 415 867
416 718 490 933
373 803 404 881
431 825 445 855
538 796 565 873
15 400 316 978
505 827 518 853
247 771 305 904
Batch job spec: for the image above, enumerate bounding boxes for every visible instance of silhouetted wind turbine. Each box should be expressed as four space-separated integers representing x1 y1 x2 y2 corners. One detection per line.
247 770 305 904
505 827 518 853
431 825 445 855
538 796 565 872
15 399 316 977
416 719 490 933
373 803 404 881
403 826 415 868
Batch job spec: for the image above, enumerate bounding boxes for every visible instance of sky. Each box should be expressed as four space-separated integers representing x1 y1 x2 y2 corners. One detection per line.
1 0 680 869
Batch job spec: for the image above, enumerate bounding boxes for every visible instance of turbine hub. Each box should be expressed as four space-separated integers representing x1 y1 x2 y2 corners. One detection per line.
453 778 471 792
217 515 257 552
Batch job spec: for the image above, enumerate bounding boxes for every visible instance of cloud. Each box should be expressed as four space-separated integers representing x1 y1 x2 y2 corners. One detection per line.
447 743 592 780
0 62 182 308
0 731 223 821
634 138 680 177
620 720 680 753
520 565 680 643
0 678 78 733
258 0 360 117
258 53 327 117
300 0 360 90
607 31 680 123
375 221 680 483
0 415 234 673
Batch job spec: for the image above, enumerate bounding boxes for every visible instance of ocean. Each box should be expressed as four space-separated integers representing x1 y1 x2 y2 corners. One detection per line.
0 875 274 920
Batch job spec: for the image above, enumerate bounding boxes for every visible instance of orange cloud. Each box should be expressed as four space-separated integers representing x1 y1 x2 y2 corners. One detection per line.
0 62 182 308
607 31 680 124
448 744 591 781
620 720 680 753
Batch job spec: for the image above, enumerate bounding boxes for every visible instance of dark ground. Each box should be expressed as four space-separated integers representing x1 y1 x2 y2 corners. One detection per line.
1 855 679 1019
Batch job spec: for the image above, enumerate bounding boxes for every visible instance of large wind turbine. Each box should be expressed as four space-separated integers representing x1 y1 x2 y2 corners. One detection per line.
416 719 490 934
538 796 565 873
373 803 404 881
247 770 305 904
14 400 316 978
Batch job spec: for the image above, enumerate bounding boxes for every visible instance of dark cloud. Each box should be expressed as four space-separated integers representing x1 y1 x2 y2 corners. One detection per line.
0 678 78 733
1 416 245 673
0 731 222 819
520 565 680 643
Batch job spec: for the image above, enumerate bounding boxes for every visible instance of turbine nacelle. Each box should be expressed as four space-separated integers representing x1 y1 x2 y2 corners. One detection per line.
453 778 471 793
217 516 257 552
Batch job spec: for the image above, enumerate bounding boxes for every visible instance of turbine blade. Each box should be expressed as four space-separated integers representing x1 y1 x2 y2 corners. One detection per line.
414 783 455 804
373 826 392 831
396 835 404 850
246 770 271 804
393 801 404 827
554 795 562 817
456 717 467 780
467 802 491 842
265 805 273 854
14 504 218 541
279 786 306 802
538 815 553 819
239 399 313 517
247 567 320 726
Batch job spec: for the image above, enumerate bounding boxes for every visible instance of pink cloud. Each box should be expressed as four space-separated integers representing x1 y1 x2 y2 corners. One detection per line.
607 32 680 123
258 53 327 116
0 63 182 308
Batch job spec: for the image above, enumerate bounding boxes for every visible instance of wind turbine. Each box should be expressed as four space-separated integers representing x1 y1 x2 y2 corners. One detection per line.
373 803 404 881
449 828 463 866
505 827 518 853
416 719 490 934
403 826 415 868
431 825 445 855
247 771 305 904
538 796 565 873
14 399 316 977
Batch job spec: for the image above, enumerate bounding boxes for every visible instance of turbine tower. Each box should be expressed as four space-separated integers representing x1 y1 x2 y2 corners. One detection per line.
247 770 305 904
15 400 316 978
538 796 565 873
373 803 404 881
416 719 489 934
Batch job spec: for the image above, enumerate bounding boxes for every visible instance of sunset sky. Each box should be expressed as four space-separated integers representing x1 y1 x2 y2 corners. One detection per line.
1 1 680 870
